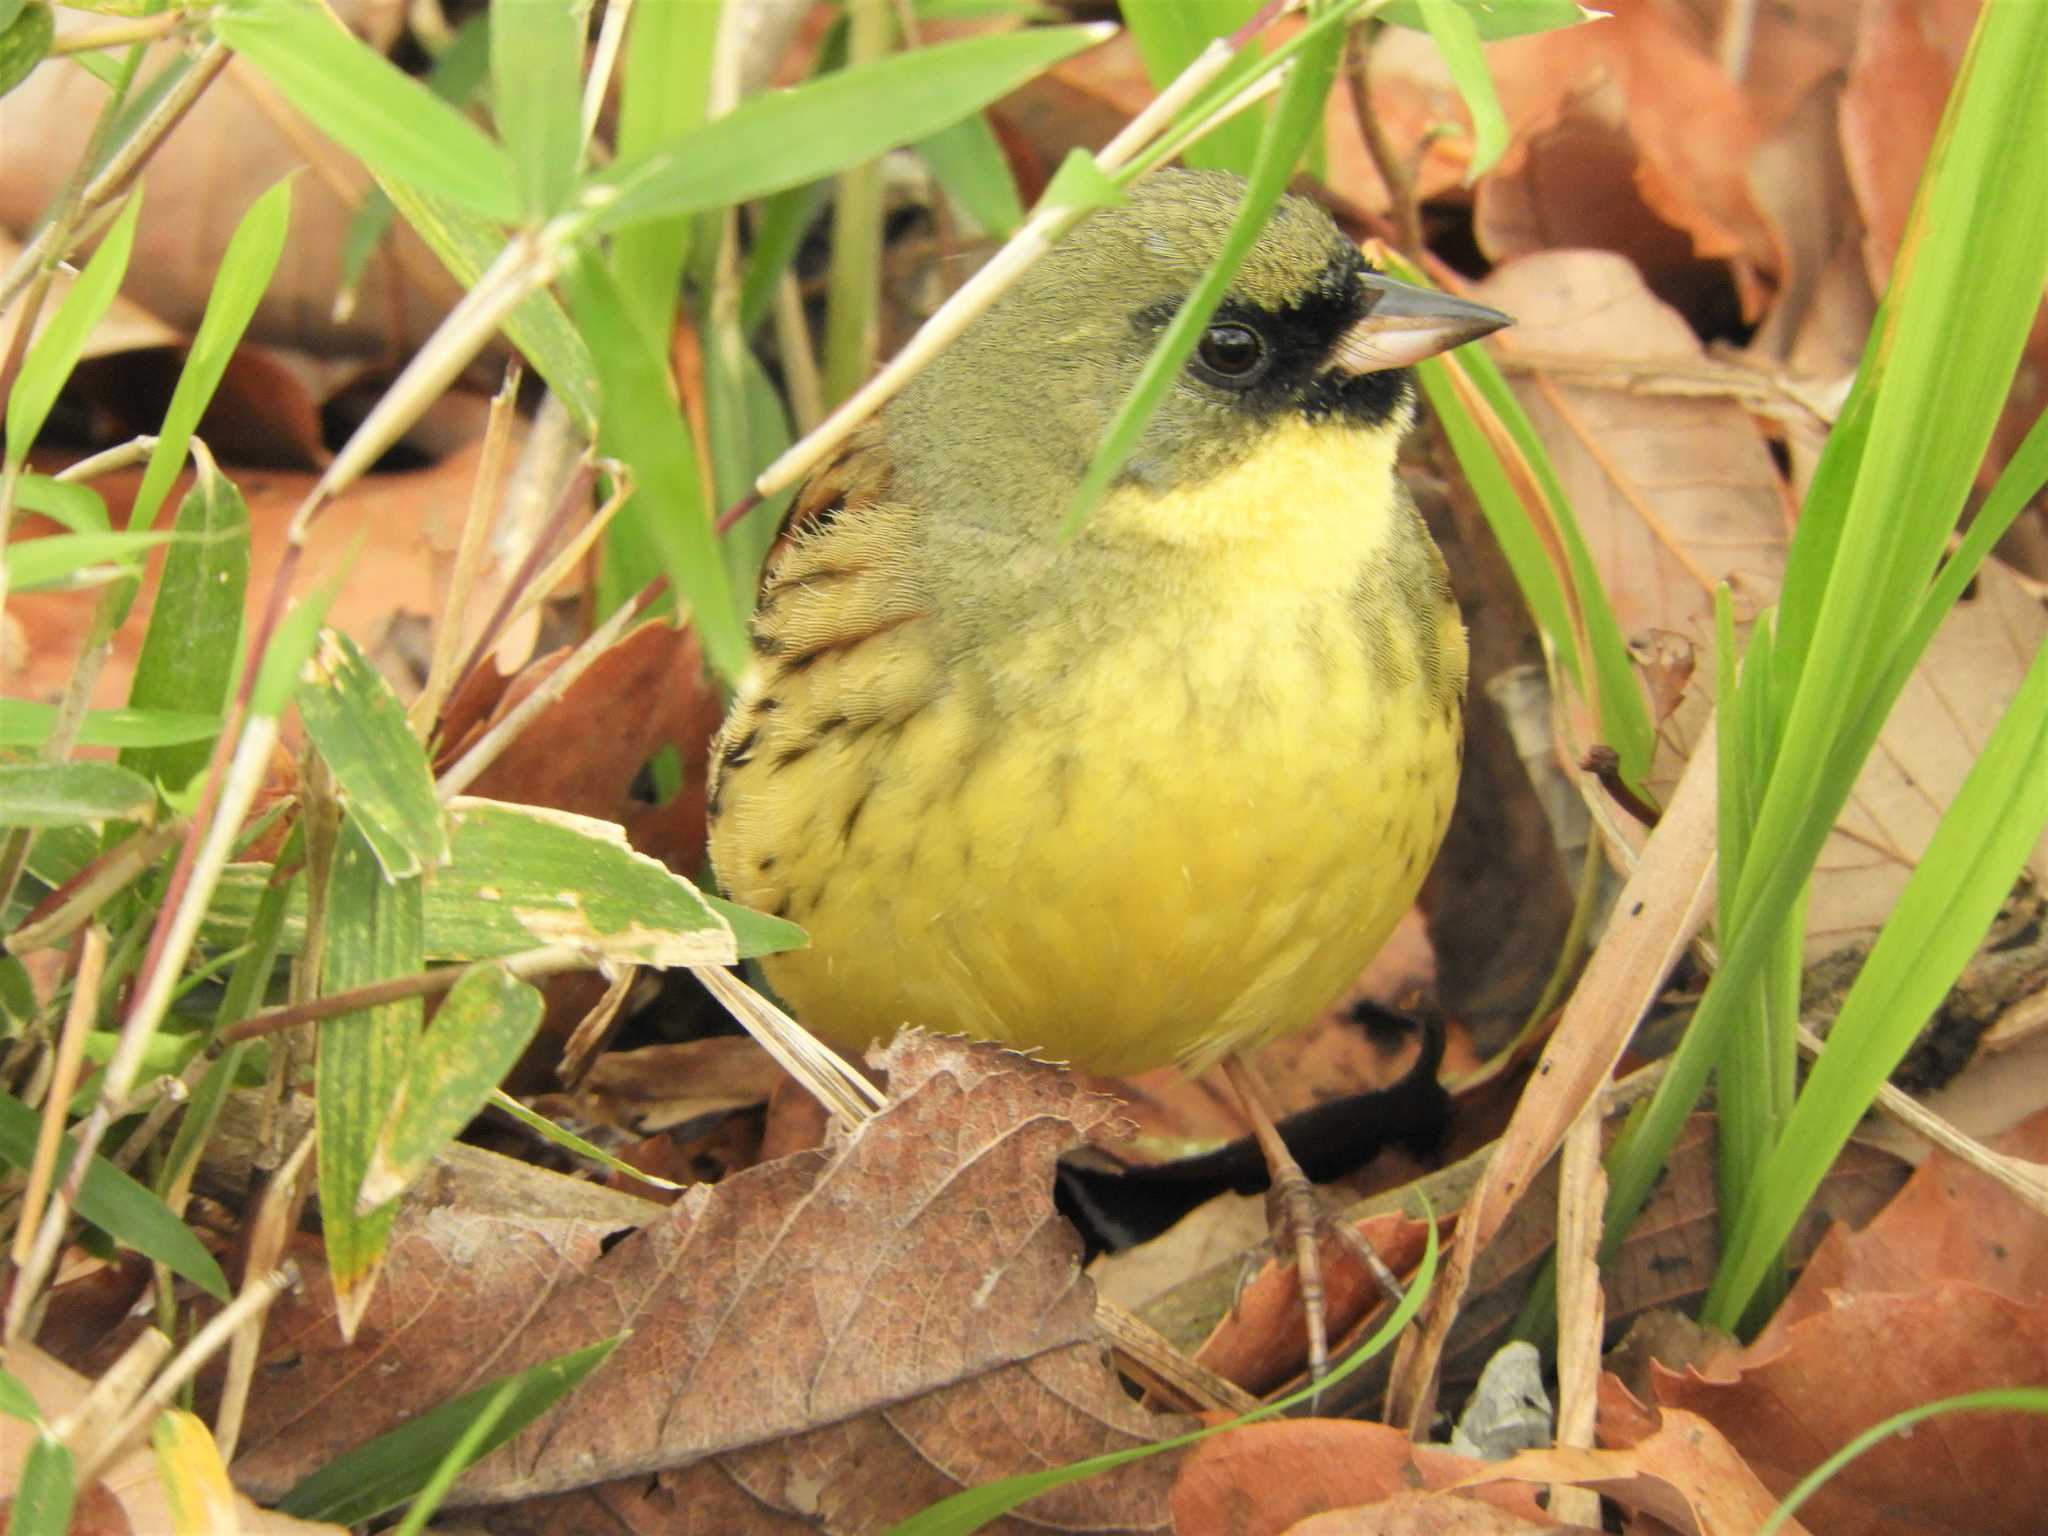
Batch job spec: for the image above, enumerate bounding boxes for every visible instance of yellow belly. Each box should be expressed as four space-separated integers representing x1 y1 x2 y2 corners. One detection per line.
759 629 1457 1075
712 420 1466 1076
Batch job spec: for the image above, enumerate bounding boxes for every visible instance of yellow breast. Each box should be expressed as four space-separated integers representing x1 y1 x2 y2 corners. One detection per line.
711 420 1466 1075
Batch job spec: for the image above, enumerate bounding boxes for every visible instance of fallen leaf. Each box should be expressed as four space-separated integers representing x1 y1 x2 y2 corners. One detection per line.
231 1036 1185 1531
1168 1420 1551 1536
1474 249 2048 960
1461 1375 1807 1536
1281 1490 1585 1535
1654 1284 2048 1535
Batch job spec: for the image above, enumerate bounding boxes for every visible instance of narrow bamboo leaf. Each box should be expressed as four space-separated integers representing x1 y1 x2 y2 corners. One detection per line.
562 253 746 674
3 530 173 593
1380 0 1596 42
1122 0 1263 174
341 17 490 299
3 193 139 469
318 821 424 1332
0 3 54 102
205 856 801 965
295 628 448 878
377 180 599 431
7 1433 74 1536
487 1090 681 1190
277 1336 624 1524
608 0 717 342
590 25 1108 233
129 178 291 535
1413 0 1507 183
12 475 107 533
1065 19 1345 533
213 0 517 222
702 893 807 960
0 762 154 828
490 0 584 218
738 179 829 336
152 1410 240 1536
0 702 220 750
1706 633 2048 1327
429 798 737 965
122 456 248 793
0 1093 229 1298
1410 302 1656 785
0 1370 43 1423
249 568 345 719
917 112 1027 237
708 334 797 603
0 958 35 1033
359 964 543 1209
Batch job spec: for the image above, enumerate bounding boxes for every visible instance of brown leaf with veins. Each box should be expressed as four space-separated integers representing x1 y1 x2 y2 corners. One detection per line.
1475 249 2048 959
1653 1285 2048 1535
232 1035 1184 1532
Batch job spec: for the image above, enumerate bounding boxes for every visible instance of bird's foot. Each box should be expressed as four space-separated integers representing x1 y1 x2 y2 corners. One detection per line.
1260 1160 1405 1384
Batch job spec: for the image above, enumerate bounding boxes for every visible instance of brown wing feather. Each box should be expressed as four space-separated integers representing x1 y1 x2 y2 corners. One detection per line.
706 423 945 920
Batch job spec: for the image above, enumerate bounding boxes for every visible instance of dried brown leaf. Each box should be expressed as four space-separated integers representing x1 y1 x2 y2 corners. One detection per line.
232 1036 1185 1531
1474 250 2048 959
1654 1285 2048 1535
1168 1420 1551 1536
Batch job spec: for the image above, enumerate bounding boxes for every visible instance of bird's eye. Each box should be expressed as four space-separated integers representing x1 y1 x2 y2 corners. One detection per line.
1195 322 1267 383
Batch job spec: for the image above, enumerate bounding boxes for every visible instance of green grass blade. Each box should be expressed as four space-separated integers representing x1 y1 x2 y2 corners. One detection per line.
3 529 173 593
1413 0 1507 178
121 454 249 794
276 1336 624 1524
5 1432 73 1536
562 251 744 671
3 192 141 470
378 180 600 431
12 477 107 533
590 25 1108 233
608 0 719 341
213 0 517 222
0 763 154 828
295 628 449 879
1122 0 1264 175
917 111 1027 237
1706 633 2048 1327
490 0 584 218
1379 0 1595 40
1064 16 1345 535
360 963 544 1209
0 703 221 751
128 176 291 535
316 821 424 1330
0 1092 229 1298
1760 1387 2048 1536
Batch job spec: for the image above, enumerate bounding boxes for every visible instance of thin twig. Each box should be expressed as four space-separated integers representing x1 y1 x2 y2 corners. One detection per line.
220 946 594 1044
1344 22 1422 260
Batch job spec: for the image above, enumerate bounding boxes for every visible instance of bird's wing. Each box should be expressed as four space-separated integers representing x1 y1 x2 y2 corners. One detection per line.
705 423 944 878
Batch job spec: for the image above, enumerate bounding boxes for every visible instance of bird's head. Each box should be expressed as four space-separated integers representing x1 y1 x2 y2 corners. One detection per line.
887 168 1509 535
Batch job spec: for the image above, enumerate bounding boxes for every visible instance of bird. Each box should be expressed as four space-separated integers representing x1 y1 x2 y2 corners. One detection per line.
707 167 1508 1378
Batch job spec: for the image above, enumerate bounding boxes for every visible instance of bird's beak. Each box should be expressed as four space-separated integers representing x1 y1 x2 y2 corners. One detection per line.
1325 274 1512 375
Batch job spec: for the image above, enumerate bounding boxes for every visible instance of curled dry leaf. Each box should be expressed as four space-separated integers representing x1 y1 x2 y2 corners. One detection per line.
232 1034 1185 1532
1465 1375 1808 1536
1475 249 2048 959
1168 1420 1551 1536
1642 1108 2048 1535
1281 1493 1594 1536
1653 1285 2048 1536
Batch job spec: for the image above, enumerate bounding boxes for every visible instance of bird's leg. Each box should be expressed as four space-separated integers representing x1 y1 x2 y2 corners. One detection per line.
1220 1052 1406 1383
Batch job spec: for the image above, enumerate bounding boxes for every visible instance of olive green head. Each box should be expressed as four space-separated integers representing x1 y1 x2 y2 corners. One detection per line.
886 168 1507 529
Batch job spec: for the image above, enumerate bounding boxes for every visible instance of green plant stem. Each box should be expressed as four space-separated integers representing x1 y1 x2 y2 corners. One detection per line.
822 0 893 404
